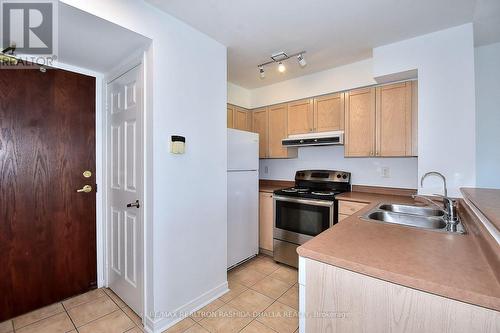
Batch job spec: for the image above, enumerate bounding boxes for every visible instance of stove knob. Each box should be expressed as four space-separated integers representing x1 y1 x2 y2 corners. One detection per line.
342 174 347 179
336 174 341 178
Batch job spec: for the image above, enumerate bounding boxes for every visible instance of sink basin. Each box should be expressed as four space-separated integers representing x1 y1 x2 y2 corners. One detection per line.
361 203 466 234
378 204 445 217
365 211 447 230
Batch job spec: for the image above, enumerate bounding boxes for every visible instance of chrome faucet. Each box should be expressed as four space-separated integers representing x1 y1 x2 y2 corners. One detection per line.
420 171 447 197
415 171 459 230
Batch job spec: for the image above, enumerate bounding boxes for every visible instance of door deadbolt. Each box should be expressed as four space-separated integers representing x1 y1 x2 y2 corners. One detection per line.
83 170 92 178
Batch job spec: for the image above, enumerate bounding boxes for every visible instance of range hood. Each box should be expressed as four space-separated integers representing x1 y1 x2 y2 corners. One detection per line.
282 131 344 147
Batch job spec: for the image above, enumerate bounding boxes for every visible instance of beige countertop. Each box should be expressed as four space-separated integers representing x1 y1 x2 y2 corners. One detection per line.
259 180 294 193
259 184 285 193
462 188 500 231
298 192 500 311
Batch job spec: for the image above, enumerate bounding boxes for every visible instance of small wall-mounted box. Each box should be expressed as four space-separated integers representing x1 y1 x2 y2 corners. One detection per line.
170 135 186 154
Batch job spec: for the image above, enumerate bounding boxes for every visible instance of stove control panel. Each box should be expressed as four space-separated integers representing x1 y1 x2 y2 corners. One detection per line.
295 170 351 183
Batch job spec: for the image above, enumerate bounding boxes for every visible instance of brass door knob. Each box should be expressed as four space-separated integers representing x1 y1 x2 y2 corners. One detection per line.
76 185 92 193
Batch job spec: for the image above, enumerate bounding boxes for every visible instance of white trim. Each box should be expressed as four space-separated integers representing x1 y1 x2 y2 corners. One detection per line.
149 282 229 333
104 50 149 328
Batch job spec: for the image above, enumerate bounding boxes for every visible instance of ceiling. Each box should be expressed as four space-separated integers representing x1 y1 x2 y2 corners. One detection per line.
58 3 151 73
146 0 500 89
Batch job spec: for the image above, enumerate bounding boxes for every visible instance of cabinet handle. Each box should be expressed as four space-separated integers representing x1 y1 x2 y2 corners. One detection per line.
370 151 374 156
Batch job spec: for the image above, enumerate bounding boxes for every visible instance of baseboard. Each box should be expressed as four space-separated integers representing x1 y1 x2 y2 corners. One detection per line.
147 281 229 333
259 248 273 257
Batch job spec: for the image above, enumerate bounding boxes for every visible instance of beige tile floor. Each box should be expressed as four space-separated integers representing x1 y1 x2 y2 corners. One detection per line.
0 288 143 333
0 255 298 333
165 254 299 333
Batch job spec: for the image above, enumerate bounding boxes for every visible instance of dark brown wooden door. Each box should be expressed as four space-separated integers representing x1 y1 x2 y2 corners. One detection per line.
0 68 96 321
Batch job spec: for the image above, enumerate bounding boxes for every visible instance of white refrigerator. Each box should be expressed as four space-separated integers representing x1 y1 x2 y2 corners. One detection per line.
227 129 259 268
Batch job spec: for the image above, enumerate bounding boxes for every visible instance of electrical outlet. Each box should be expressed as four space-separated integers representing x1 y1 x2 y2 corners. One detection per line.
381 167 390 178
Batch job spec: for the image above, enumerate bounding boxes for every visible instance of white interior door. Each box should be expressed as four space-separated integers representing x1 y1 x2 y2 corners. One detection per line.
107 64 144 317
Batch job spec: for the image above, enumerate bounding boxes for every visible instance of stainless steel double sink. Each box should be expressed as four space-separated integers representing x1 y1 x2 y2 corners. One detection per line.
362 203 466 234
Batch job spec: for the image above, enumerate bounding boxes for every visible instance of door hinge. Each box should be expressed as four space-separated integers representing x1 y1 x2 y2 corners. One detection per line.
95 183 98 193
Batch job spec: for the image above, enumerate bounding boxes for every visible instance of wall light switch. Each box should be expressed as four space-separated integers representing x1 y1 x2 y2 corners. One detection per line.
381 167 391 178
264 166 269 174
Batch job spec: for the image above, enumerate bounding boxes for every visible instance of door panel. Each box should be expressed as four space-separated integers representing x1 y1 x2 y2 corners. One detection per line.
345 88 376 157
376 82 413 156
251 108 268 158
314 93 344 132
259 192 273 252
227 104 235 128
107 65 144 318
234 107 251 131
0 68 96 321
268 104 295 158
287 99 313 135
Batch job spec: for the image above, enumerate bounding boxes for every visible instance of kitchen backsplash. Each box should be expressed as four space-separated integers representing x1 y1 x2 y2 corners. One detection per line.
259 145 418 189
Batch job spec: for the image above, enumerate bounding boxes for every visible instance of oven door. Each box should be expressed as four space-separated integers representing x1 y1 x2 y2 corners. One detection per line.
273 195 334 245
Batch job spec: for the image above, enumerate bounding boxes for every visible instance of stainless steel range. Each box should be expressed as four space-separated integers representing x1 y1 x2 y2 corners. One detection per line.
273 170 351 267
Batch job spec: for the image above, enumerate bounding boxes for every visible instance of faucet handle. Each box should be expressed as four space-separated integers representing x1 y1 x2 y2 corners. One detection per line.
433 194 458 222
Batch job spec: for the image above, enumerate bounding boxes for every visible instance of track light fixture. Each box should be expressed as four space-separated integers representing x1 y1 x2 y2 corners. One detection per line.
297 53 307 67
278 62 286 73
257 50 306 78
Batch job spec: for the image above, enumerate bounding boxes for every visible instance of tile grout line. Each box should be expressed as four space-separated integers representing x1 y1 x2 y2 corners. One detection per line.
11 304 67 332
227 255 298 333
61 302 78 332
66 292 123 331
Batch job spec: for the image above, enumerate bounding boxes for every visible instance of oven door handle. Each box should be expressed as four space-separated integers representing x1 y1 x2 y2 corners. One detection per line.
273 195 335 207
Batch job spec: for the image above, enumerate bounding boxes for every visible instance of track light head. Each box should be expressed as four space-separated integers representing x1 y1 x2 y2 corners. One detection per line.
297 54 307 67
259 66 265 79
278 62 286 73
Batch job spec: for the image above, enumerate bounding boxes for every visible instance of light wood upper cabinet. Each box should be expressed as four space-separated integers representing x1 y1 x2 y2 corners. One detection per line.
345 82 418 157
228 104 252 131
252 107 269 158
268 103 298 158
376 81 416 157
345 87 376 157
233 106 251 131
259 191 274 252
227 104 235 128
287 99 314 135
314 93 345 132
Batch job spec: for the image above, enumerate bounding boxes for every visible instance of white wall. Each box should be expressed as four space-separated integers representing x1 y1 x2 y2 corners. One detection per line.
61 1 228 332
475 42 500 189
372 24 477 197
260 146 418 188
227 82 252 109
251 59 376 107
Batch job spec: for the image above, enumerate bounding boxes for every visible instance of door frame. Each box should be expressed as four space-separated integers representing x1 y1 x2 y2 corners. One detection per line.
102 50 149 320
50 48 150 319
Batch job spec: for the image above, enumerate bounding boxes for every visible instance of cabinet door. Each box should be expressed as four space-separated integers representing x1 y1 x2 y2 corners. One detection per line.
287 99 314 135
314 93 345 132
345 88 376 157
268 104 292 158
227 104 235 128
376 82 413 157
259 192 274 252
252 107 269 158
234 106 251 131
